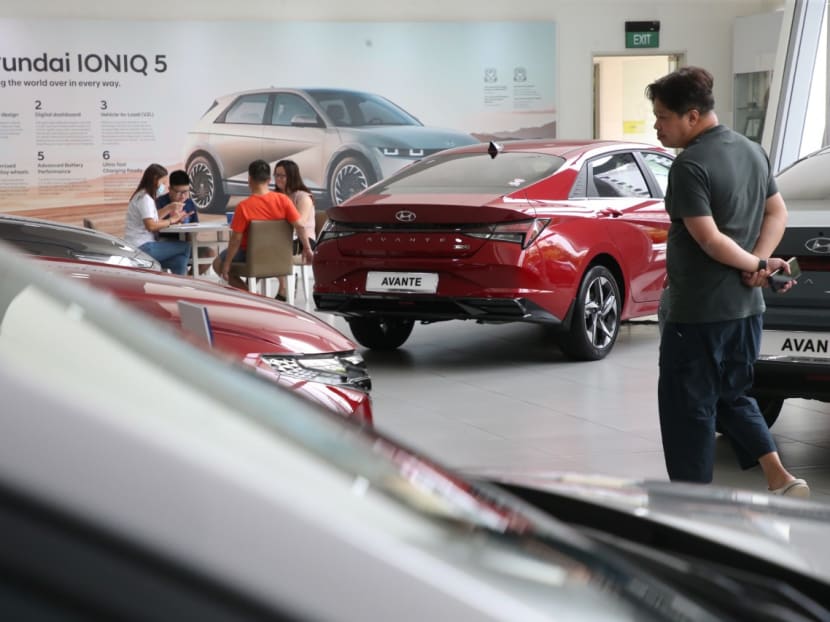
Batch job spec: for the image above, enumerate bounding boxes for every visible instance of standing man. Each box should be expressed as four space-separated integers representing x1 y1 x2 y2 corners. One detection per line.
157 169 215 274
214 159 313 292
647 66 808 497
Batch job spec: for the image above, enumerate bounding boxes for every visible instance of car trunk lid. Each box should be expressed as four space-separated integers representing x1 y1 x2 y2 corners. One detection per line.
326 196 547 259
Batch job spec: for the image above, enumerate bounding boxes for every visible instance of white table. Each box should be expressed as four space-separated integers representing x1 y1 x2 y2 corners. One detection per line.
166 221 231 278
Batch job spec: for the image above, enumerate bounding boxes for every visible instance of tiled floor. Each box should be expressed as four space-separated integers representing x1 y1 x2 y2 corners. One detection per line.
318 310 830 504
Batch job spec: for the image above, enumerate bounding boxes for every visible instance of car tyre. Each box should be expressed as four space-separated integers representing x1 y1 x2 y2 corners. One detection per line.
347 317 414 351
187 155 228 213
559 265 620 361
330 156 375 205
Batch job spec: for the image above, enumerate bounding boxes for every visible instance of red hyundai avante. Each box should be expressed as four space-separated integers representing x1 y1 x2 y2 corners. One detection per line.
313 140 673 360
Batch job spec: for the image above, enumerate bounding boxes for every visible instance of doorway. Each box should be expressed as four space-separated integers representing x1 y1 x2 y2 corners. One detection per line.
593 55 681 145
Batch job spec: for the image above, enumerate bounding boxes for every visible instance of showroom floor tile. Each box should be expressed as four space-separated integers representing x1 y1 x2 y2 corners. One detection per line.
318 312 830 504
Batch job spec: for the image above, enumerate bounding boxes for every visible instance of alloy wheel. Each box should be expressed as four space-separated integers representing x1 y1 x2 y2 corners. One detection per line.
332 162 369 205
188 160 215 211
582 274 619 351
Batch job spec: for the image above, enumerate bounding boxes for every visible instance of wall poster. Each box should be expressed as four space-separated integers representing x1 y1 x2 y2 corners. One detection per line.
0 19 557 225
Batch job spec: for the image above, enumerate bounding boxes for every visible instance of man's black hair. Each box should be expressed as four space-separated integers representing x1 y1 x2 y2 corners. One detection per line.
248 159 271 183
169 169 190 187
645 66 715 115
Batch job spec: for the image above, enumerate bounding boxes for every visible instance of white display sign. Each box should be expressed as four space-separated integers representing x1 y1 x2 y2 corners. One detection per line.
366 271 439 293
760 330 830 360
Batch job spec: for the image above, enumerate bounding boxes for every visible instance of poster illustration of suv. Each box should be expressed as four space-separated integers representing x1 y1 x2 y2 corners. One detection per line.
184 88 479 210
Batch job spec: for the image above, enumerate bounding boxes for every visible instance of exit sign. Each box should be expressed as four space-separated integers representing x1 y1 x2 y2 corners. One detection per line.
625 20 660 48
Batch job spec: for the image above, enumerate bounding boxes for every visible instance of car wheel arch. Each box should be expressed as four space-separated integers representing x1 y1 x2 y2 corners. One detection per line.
562 253 626 329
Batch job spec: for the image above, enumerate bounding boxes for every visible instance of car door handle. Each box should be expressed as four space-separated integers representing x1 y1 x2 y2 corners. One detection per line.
599 207 623 218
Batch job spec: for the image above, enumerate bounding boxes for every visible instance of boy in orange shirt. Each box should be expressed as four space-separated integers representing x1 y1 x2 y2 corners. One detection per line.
215 159 314 291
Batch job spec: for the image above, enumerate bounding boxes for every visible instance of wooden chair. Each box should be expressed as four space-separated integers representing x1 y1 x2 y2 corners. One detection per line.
230 220 294 302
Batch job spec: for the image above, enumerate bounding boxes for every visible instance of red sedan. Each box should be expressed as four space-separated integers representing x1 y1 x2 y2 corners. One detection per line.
313 140 673 360
40 258 373 423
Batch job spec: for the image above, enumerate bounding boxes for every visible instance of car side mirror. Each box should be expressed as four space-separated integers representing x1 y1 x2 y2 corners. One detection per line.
291 114 324 128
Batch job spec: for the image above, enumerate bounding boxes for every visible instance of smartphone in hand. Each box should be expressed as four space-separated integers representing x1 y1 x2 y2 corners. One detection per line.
768 257 801 292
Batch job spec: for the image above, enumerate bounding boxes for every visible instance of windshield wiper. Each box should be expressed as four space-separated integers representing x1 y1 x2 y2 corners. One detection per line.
583 527 830 622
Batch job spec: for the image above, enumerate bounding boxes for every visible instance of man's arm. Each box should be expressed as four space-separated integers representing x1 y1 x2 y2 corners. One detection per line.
143 215 182 233
742 192 789 287
221 230 244 281
684 216 764 272
751 192 788 257
684 208 792 281
156 199 186 221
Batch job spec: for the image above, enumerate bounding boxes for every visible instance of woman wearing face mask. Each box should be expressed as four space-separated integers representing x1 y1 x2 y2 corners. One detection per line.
274 159 316 300
124 163 191 274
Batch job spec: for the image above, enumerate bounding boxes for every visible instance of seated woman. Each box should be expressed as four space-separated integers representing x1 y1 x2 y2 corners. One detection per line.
274 159 316 300
124 163 191 275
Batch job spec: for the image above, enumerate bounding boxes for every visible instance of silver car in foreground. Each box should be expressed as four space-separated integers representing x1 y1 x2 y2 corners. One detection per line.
184 88 477 211
1 242 829 620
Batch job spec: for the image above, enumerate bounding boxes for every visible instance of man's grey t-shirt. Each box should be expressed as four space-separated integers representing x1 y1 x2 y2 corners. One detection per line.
664 124 777 323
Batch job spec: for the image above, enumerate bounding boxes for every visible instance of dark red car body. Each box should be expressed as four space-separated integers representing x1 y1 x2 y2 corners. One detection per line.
40 257 373 423
313 140 673 359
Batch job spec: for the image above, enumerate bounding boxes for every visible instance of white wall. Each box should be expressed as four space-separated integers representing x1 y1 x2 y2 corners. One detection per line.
1 0 784 137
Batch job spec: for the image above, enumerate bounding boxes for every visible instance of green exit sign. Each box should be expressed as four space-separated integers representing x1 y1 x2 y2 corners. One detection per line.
626 31 659 48
625 20 660 48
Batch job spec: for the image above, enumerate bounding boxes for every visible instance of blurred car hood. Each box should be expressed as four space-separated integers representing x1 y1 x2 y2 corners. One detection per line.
0 213 160 270
39 257 356 355
472 470 830 584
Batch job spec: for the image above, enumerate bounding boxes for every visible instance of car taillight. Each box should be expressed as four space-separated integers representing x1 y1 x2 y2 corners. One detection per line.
317 220 356 244
466 218 550 248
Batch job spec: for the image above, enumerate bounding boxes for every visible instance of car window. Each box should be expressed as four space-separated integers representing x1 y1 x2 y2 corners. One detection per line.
270 94 317 126
372 152 566 195
357 98 408 126
586 153 650 198
222 94 269 125
305 90 419 128
641 152 672 196
318 98 353 126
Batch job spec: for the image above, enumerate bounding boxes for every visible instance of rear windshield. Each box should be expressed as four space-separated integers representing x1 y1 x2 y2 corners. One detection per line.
374 152 566 195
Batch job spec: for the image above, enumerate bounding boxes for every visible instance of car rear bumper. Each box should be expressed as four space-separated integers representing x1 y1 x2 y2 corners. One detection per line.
314 293 564 325
753 357 830 402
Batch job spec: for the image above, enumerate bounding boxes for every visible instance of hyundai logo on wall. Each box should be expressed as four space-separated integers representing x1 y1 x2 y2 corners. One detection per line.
395 210 417 223
805 237 830 254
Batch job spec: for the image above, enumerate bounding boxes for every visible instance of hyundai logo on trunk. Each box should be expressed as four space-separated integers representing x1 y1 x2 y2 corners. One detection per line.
395 210 416 222
805 237 830 254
